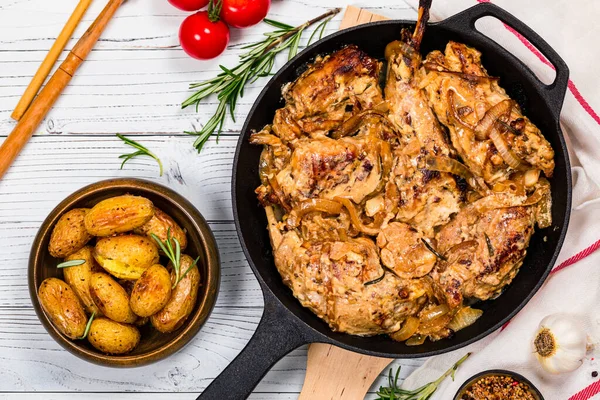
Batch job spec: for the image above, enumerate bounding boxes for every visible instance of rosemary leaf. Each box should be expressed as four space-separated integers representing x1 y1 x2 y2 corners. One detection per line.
79 311 96 340
183 8 341 152
421 238 448 261
57 259 85 268
116 134 163 176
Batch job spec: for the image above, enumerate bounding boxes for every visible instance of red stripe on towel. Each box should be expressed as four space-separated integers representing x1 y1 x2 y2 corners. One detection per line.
475 0 600 125
552 239 600 274
567 379 600 400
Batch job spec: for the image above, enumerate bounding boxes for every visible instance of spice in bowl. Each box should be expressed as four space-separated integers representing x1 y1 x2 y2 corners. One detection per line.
455 370 543 400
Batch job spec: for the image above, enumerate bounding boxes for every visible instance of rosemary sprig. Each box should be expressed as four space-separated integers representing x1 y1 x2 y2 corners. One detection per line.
375 353 471 400
57 259 85 269
116 134 163 176
79 311 96 340
421 238 447 262
151 229 199 289
182 8 341 152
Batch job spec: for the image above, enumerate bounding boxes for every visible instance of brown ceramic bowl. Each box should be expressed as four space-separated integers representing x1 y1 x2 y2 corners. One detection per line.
28 178 220 367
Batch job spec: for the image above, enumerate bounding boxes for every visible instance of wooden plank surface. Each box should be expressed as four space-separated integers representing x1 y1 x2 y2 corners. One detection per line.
0 0 425 398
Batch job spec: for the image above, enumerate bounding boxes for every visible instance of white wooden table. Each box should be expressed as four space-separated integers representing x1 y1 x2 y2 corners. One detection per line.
0 0 426 398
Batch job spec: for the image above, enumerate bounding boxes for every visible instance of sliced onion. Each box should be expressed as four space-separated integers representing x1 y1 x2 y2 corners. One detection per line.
287 199 343 228
405 334 427 346
249 132 283 146
524 169 541 187
447 90 475 131
447 307 483 332
488 125 529 171
337 228 348 242
379 141 393 178
390 316 419 342
420 304 450 323
335 197 381 236
268 176 291 212
474 100 514 140
446 240 478 255
331 102 390 139
423 63 500 83
535 179 553 228
492 180 525 197
424 155 488 194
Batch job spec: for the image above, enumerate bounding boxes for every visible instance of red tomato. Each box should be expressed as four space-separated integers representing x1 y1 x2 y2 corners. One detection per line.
221 0 270 29
168 0 209 12
179 11 230 60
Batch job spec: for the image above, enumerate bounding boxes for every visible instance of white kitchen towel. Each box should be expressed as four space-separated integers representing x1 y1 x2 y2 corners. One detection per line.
399 1 600 399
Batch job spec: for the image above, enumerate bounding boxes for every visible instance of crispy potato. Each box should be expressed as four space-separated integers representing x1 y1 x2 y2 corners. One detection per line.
84 195 154 237
94 235 159 280
48 208 93 258
133 207 187 251
87 317 140 354
38 278 87 339
89 273 137 323
151 255 200 333
130 264 172 317
63 246 101 315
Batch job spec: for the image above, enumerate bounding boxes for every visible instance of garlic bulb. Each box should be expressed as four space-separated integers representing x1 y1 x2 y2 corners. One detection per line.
533 314 588 374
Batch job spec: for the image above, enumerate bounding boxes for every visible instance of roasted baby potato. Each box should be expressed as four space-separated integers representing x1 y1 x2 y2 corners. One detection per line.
151 255 200 333
134 207 187 251
130 264 172 317
48 208 93 258
87 317 141 354
89 272 137 324
38 278 88 339
84 195 154 237
94 234 159 280
63 246 101 315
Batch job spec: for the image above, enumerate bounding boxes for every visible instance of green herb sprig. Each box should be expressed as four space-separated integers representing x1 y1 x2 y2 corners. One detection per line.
151 229 199 289
79 311 96 340
375 353 471 400
117 134 163 176
57 259 85 269
182 8 341 152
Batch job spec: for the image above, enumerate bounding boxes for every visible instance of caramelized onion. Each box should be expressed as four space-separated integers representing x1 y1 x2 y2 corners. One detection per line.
447 90 475 131
535 179 553 228
335 197 381 236
420 304 450 323
474 100 514 140
287 198 343 228
268 176 291 212
379 141 393 178
447 307 483 332
524 169 541 187
424 63 500 83
489 125 529 171
331 103 390 139
405 334 426 346
390 316 419 342
249 132 283 146
446 240 478 255
424 155 488 194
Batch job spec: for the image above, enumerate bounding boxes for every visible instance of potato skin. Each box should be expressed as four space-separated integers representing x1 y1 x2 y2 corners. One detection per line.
89 273 137 323
48 208 93 258
94 235 159 280
134 207 187 251
84 195 154 237
38 278 87 339
151 255 200 333
63 246 101 315
87 317 140 354
130 264 172 317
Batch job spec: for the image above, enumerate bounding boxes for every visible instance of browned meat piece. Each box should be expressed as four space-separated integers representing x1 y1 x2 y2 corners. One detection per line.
275 135 385 206
422 42 555 184
384 31 465 233
272 45 384 140
377 222 437 279
432 197 536 308
273 230 430 336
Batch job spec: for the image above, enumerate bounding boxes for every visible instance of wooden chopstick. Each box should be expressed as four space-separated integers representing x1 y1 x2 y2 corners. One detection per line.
0 0 125 181
11 0 94 121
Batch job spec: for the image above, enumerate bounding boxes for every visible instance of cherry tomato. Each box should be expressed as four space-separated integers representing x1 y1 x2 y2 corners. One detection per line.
220 0 270 29
168 0 209 12
179 11 230 60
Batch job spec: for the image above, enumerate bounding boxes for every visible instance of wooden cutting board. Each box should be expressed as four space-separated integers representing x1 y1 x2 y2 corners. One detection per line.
297 7 394 400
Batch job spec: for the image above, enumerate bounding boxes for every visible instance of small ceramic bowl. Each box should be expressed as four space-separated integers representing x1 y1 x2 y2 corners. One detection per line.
29 178 220 367
454 369 544 400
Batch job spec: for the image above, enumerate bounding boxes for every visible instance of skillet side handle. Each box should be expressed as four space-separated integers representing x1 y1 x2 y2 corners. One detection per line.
197 292 316 400
438 3 569 119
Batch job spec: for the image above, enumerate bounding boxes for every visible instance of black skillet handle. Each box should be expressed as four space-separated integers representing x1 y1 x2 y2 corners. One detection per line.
438 3 569 118
197 290 319 400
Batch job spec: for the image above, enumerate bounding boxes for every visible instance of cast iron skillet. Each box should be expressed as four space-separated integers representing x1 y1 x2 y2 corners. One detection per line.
201 3 572 399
